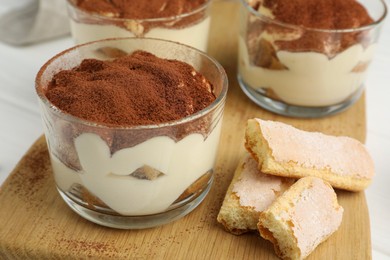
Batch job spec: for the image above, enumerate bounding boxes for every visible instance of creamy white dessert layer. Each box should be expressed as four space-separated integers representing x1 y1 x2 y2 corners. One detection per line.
70 17 211 52
51 120 222 216
238 37 376 107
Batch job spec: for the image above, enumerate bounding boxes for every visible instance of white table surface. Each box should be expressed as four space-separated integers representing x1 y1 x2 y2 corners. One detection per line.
1 19 390 260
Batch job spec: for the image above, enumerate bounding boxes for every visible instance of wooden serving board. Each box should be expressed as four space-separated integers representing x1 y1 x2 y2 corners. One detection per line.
0 1 371 259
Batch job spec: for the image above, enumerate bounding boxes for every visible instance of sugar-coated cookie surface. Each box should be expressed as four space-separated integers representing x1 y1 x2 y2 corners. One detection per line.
217 154 293 235
245 119 374 191
258 176 343 260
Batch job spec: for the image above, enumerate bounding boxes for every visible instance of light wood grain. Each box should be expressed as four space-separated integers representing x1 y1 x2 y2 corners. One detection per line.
0 1 370 259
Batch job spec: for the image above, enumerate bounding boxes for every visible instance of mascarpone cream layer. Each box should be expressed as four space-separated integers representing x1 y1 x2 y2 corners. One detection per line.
51 120 222 216
70 17 211 52
238 37 376 106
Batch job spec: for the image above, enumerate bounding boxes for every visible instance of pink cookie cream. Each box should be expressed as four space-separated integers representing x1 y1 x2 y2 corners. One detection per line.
232 155 292 211
256 119 374 179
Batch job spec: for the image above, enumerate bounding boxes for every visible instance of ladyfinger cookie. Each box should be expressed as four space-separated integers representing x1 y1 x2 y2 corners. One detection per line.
217 153 293 235
245 119 374 191
258 176 343 260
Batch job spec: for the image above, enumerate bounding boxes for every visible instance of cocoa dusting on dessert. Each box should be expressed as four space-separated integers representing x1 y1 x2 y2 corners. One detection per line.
46 50 215 126
246 0 374 66
262 0 373 30
71 0 209 34
76 0 206 20
44 50 217 170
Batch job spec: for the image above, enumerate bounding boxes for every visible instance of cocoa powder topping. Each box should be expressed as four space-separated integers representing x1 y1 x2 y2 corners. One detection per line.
45 50 215 126
248 0 375 57
75 0 208 19
262 0 374 30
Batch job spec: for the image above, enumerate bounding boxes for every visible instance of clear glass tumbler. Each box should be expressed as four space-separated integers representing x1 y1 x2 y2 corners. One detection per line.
66 0 212 52
35 38 228 229
238 0 387 117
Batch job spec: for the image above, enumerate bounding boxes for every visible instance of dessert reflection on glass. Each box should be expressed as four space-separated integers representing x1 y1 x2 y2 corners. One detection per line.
66 0 212 52
35 38 228 229
238 0 387 117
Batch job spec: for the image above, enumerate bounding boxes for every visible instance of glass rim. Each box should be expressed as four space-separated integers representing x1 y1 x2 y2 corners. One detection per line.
240 0 387 33
35 37 228 130
66 0 212 23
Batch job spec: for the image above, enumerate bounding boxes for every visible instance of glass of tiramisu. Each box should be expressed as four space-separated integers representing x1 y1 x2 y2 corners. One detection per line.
66 0 212 52
35 38 228 229
238 0 387 117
